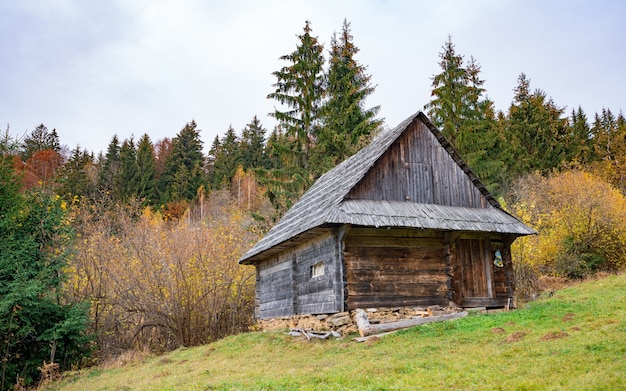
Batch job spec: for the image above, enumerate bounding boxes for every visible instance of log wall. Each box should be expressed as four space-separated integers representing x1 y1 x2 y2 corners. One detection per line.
343 228 450 309
256 230 343 318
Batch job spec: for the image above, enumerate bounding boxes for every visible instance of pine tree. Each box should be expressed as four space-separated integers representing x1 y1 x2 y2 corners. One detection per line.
264 128 284 170
206 135 221 185
589 109 626 193
210 126 241 189
135 134 157 205
114 137 138 202
267 20 325 170
424 36 473 145
97 135 121 198
55 146 96 202
504 73 569 176
424 37 505 192
314 19 382 176
159 121 206 203
567 107 593 164
20 124 61 161
240 116 267 170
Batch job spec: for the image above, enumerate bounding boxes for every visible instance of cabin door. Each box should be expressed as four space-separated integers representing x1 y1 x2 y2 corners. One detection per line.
457 239 493 299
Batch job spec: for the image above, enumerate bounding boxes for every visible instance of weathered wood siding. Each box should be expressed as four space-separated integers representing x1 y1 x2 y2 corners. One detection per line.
256 230 343 318
347 121 488 208
343 228 450 309
450 237 514 308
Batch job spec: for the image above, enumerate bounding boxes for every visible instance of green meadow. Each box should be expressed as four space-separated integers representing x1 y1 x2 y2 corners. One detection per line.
46 274 626 391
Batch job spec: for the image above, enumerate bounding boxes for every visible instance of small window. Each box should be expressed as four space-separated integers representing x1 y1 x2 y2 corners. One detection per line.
310 262 325 278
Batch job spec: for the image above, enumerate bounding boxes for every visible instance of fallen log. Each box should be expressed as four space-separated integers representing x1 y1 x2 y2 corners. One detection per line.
355 309 468 337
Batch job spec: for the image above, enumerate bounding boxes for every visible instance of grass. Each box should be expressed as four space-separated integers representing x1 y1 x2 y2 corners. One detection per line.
45 274 626 390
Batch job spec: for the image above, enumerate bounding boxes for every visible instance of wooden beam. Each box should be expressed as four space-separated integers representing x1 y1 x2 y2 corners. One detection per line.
355 309 468 337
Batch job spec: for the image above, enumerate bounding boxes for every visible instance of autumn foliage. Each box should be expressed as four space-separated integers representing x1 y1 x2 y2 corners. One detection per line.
64 191 263 359
510 170 626 281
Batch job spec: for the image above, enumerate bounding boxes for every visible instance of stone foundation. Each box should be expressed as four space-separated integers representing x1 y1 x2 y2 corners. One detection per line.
257 305 461 335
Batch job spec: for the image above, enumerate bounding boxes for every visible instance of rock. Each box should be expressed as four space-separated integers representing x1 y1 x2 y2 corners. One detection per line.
330 315 351 327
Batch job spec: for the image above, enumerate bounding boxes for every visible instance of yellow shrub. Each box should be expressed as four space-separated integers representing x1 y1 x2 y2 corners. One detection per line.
511 170 626 278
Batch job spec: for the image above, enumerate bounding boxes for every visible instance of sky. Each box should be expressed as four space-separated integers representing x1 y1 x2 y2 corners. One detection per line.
1 0 624 155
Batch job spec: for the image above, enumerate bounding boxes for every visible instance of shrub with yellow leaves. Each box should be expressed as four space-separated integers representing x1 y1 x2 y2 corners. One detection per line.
64 190 264 359
510 170 626 280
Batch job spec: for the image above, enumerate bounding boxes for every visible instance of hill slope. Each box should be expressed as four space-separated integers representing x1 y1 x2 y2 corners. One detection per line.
47 274 626 390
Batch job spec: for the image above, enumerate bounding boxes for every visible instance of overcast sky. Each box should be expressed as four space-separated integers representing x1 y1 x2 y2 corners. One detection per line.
1 0 624 155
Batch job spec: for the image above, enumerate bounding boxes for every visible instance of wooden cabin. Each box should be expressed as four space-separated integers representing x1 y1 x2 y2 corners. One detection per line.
239 111 535 319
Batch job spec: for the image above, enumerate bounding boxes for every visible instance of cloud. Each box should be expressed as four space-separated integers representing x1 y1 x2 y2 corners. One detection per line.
1 1 625 154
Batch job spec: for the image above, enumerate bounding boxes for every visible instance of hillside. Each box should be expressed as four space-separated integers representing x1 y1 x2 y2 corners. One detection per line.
45 274 626 391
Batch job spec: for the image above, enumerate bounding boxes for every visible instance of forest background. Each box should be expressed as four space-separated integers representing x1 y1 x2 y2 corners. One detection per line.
1 20 625 390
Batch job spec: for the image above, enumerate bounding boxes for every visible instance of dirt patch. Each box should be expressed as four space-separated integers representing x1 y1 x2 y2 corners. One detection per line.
365 336 380 346
539 276 571 291
504 332 526 343
570 326 581 332
562 313 575 322
491 327 506 334
540 331 569 341
505 321 516 326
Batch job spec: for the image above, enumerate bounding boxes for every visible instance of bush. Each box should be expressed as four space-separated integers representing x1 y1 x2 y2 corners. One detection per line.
64 192 262 359
510 170 626 279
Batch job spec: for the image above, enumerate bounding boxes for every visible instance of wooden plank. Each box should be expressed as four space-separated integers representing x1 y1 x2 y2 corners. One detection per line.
347 227 444 239
346 272 448 285
346 236 444 248
345 245 444 257
347 255 445 266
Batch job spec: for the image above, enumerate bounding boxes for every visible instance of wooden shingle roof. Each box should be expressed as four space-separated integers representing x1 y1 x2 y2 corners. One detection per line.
239 111 535 264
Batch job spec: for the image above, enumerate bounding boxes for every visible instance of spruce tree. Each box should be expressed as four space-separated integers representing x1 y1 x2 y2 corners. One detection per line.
314 19 382 176
97 135 121 198
206 135 221 186
424 37 503 192
267 20 325 170
240 116 267 170
159 121 205 203
263 21 325 213
210 126 241 189
424 36 473 145
55 146 96 202
567 107 593 164
20 124 61 161
256 126 308 216
504 73 569 176
115 137 138 202
135 134 157 205
590 109 626 193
